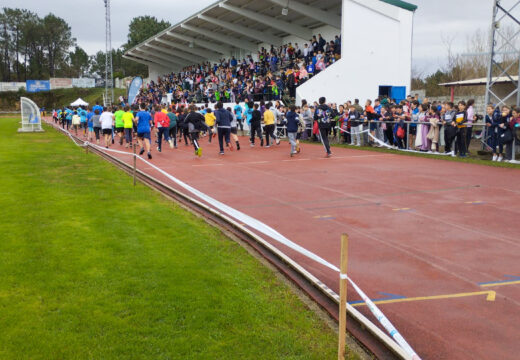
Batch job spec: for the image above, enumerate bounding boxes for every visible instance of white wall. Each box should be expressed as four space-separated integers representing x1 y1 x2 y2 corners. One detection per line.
296 0 414 105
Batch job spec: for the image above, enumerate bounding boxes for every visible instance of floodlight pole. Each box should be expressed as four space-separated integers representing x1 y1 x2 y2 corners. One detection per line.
485 0 520 108
483 0 520 157
104 0 114 107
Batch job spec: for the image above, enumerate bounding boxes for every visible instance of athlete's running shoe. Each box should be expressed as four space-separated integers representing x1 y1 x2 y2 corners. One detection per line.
139 148 145 155
169 139 174 148
197 148 202 157
147 152 152 159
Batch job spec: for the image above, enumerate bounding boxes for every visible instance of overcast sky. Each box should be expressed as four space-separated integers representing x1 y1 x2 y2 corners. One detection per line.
3 0 495 76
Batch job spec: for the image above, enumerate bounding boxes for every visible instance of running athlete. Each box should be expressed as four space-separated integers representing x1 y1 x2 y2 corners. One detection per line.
263 103 279 147
135 104 153 159
92 109 102 144
87 107 95 142
167 107 178 149
78 107 88 137
215 102 232 155
113 106 125 145
99 107 114 148
154 105 172 152
65 107 73 130
250 103 263 147
185 104 205 157
314 97 332 157
122 106 134 148
71 111 81 136
286 105 300 157
204 108 216 143
234 100 244 132
227 106 241 150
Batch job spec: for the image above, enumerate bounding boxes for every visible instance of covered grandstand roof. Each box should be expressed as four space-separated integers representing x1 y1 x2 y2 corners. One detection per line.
123 0 416 69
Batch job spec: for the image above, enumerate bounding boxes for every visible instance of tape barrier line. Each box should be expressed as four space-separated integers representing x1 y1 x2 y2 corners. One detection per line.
47 119 421 360
335 126 450 157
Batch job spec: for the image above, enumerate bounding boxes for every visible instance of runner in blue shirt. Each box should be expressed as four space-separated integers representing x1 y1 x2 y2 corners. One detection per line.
77 107 88 136
65 108 73 129
234 100 244 132
245 102 253 127
135 104 153 159
87 108 95 142
92 102 103 116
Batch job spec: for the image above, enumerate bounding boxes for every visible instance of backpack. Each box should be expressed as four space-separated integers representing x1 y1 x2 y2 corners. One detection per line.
396 126 405 139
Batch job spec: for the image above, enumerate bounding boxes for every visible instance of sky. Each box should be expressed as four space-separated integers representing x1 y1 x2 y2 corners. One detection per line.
2 0 495 76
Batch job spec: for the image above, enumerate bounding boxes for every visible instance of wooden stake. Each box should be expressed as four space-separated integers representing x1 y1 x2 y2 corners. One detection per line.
338 233 349 360
133 144 137 186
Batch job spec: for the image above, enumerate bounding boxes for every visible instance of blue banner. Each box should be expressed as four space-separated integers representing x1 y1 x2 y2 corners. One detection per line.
26 80 50 93
127 76 143 105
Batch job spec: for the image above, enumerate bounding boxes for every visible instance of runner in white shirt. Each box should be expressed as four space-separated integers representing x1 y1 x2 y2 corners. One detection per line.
100 107 115 149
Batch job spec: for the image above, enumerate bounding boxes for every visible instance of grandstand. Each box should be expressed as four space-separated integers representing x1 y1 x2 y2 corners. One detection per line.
123 0 416 105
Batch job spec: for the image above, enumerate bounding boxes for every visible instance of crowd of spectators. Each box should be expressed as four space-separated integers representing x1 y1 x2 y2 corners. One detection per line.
53 90 520 162
302 94 520 162
135 34 341 105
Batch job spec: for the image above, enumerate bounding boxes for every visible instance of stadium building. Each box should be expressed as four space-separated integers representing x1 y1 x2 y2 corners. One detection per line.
123 0 417 104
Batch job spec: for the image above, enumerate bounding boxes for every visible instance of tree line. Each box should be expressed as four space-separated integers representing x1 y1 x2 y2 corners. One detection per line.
412 27 520 97
0 7 170 82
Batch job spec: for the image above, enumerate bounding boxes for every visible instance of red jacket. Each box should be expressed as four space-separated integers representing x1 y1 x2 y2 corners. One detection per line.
154 111 170 128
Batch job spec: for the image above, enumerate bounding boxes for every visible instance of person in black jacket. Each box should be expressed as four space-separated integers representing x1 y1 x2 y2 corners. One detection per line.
215 102 232 155
314 96 332 157
250 103 263 147
185 104 205 157
286 105 300 157
497 106 512 162
178 107 190 146
454 101 468 157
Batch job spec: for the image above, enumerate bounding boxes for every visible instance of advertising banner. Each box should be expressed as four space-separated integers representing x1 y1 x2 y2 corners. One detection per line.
26 80 51 93
127 77 143 104
0 82 26 92
50 78 72 89
72 78 95 88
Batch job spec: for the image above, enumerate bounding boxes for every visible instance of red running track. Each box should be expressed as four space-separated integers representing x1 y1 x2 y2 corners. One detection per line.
53 122 520 360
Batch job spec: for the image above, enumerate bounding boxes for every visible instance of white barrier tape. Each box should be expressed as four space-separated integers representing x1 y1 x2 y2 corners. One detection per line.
336 126 370 135
50 119 421 360
367 131 450 156
347 279 421 360
340 273 348 280
334 125 450 157
366 132 398 150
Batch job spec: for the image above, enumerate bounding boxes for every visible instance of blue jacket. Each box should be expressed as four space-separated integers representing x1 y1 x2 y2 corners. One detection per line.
215 108 232 127
286 111 299 133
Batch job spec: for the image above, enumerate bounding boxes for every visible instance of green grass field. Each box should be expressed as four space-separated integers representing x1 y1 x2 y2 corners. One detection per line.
0 117 354 360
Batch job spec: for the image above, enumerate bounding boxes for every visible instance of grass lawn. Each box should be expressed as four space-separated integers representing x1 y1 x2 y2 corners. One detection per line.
0 117 353 360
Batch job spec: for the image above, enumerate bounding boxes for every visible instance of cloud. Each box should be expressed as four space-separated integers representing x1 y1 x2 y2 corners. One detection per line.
1 0 494 75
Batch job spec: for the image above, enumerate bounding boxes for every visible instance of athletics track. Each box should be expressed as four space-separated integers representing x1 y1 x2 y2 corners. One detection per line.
48 120 520 360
